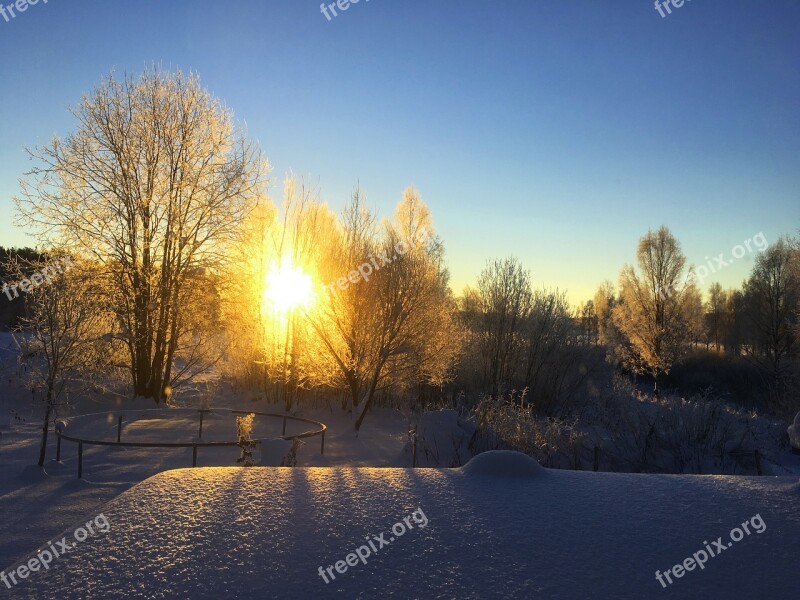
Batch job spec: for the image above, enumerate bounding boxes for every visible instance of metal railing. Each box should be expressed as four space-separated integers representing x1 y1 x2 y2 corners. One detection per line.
55 408 327 478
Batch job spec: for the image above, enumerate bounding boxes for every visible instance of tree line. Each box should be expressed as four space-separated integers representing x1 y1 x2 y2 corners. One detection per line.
5 69 798 468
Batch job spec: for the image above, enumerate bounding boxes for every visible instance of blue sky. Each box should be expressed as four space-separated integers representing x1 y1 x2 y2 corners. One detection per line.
1 0 798 303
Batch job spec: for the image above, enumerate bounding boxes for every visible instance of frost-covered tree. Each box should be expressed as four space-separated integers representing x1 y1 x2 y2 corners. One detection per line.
593 281 618 346
223 176 339 410
16 68 268 401
309 187 461 431
611 227 699 396
7 256 117 466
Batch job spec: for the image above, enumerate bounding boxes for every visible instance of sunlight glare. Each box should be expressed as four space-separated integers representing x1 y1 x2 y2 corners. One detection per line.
263 258 314 313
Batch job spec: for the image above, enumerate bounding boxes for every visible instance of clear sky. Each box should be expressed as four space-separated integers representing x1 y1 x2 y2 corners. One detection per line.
1 0 798 304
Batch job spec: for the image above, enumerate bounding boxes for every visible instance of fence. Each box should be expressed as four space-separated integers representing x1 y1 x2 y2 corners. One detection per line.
55 408 327 478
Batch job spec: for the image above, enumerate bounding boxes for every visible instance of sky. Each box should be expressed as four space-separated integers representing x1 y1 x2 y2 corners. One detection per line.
0 0 798 305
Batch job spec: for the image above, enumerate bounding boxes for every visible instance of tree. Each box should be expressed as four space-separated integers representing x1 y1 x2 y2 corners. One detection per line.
309 187 460 431
684 283 706 347
473 257 532 399
521 288 584 415
706 283 727 351
8 256 116 466
221 193 278 393
611 226 699 396
593 281 617 346
743 237 799 380
579 300 598 345
16 69 268 401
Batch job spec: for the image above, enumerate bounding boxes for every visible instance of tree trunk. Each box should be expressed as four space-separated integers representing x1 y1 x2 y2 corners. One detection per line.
354 366 383 431
37 388 53 467
354 394 373 431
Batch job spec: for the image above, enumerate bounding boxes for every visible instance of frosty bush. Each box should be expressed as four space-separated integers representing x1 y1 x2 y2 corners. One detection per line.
599 388 757 474
469 393 587 469
280 438 302 467
649 392 735 473
236 413 257 467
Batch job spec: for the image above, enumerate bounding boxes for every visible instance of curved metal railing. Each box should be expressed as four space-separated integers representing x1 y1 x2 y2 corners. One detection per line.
54 408 327 478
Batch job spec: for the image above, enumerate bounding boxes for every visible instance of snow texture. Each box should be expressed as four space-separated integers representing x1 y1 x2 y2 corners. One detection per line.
4 451 798 599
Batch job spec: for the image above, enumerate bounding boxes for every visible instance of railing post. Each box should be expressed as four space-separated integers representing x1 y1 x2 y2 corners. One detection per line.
321 429 325 455
117 415 123 443
593 446 600 472
78 441 83 479
192 445 198 467
56 434 62 462
198 411 204 440
412 433 417 468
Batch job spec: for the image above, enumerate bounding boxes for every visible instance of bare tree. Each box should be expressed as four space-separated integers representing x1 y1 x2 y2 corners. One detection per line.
309 187 460 430
706 282 727 351
722 288 747 356
474 257 532 399
521 288 585 415
743 237 799 381
8 256 116 465
16 69 268 401
579 299 598 345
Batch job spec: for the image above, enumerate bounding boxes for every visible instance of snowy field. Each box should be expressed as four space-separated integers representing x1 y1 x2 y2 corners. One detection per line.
2 331 799 598
2 452 799 599
0 332 413 574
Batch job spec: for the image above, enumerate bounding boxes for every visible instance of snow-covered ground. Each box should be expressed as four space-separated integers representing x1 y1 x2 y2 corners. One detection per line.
0 329 412 573
2 330 799 598
3 451 799 599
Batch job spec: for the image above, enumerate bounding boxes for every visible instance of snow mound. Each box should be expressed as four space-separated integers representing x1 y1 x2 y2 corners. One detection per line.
461 450 545 478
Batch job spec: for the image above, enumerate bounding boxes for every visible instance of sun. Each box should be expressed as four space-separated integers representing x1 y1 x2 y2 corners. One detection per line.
263 258 314 314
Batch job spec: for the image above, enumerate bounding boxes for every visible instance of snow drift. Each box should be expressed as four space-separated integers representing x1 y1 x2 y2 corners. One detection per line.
3 451 798 599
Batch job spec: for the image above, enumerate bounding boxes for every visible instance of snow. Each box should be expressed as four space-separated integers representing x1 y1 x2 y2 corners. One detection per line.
460 449 546 477
2 451 798 599
2 328 799 599
0 329 412 573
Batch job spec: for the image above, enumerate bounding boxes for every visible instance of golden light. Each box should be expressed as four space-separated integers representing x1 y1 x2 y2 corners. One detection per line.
263 258 314 314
